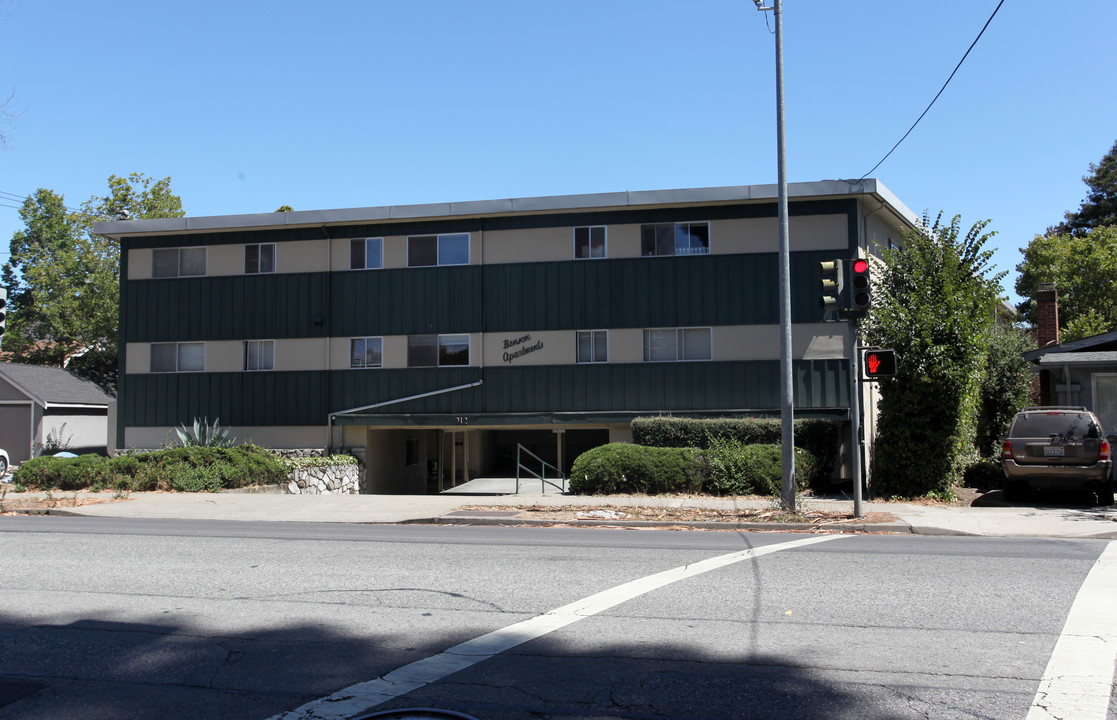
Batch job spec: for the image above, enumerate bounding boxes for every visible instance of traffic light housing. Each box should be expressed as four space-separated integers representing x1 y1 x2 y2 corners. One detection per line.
863 349 897 379
850 257 871 311
817 259 844 319
0 288 6 347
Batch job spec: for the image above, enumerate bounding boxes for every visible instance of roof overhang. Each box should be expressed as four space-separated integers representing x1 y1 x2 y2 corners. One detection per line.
93 179 919 240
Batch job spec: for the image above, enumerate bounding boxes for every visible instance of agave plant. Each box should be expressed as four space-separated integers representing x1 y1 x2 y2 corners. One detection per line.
175 417 237 448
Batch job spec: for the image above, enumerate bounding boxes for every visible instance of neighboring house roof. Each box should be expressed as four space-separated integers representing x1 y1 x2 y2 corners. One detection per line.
0 363 113 408
1024 329 1117 363
1037 352 1117 367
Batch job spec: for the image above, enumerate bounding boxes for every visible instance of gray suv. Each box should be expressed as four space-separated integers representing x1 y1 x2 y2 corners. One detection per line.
1001 406 1114 505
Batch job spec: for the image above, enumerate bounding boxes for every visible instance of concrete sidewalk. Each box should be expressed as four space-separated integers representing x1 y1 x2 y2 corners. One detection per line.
5 487 1117 538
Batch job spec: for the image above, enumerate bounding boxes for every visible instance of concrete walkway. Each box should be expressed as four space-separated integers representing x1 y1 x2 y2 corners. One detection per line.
5 484 1117 538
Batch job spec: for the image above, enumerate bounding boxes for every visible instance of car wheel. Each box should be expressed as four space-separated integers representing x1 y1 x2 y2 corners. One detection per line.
1097 481 1115 507
0 457 7 477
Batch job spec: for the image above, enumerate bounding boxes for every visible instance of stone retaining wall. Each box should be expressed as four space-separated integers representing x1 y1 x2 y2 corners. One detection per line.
286 463 361 495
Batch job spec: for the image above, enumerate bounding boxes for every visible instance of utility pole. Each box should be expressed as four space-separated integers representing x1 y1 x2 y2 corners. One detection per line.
755 0 795 511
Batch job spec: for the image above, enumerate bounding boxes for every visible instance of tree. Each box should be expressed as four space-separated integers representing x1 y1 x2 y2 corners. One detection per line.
2 173 184 389
1057 139 1117 236
275 205 294 212
865 212 1005 497
975 322 1033 459
1014 225 1117 341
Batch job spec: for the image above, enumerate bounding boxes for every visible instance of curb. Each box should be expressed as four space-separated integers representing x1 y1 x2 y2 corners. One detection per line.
419 514 921 534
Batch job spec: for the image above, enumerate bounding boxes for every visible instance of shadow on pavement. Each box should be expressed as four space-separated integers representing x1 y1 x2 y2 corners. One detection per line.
0 611 911 720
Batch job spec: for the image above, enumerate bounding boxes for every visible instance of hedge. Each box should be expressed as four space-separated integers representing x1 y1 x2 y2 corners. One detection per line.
569 444 703 495
12 444 289 492
569 441 816 496
631 417 838 488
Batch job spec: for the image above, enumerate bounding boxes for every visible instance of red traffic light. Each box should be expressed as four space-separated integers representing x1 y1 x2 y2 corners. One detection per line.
850 257 871 311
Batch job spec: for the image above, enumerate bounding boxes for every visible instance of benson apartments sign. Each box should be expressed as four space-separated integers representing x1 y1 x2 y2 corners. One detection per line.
501 333 544 364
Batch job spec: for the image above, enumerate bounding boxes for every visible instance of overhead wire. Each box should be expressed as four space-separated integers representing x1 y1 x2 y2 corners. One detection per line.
853 0 1007 183
0 188 82 213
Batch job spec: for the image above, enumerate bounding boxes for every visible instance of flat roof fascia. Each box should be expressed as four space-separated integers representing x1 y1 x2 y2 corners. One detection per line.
94 179 917 239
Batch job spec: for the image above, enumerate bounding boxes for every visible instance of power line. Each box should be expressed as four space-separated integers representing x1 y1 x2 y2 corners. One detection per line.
855 0 1006 183
0 189 82 213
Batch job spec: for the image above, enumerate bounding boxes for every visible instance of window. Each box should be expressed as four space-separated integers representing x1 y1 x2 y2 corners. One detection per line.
642 328 712 362
245 243 276 274
407 233 469 267
150 342 205 373
152 247 207 278
640 222 710 257
244 340 275 371
574 226 606 259
350 238 383 270
350 337 383 368
408 334 470 367
576 330 608 363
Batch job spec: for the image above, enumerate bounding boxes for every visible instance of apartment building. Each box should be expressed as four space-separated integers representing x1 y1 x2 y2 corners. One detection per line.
95 180 917 493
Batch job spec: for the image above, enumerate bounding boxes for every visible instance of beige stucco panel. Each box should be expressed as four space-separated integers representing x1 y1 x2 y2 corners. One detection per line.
207 341 243 372
124 343 148 374
128 248 153 280
124 426 329 451
608 329 643 364
207 245 242 277
795 323 850 359
713 324 849 361
482 227 572 265
712 214 849 254
276 338 329 371
713 326 779 361
276 240 329 274
482 330 573 366
383 236 406 269
608 225 641 259
383 335 408 369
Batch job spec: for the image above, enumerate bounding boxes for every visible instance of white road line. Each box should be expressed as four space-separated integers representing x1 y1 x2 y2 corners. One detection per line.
1027 540 1117 720
269 533 845 720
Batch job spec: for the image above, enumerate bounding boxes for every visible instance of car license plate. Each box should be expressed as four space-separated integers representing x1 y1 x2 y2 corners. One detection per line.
1044 446 1065 457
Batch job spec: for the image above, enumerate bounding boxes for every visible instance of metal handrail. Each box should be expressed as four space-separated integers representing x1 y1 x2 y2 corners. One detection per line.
515 443 566 494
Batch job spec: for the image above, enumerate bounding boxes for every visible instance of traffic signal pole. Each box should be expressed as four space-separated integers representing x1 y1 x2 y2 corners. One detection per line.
772 0 796 513
850 318 864 518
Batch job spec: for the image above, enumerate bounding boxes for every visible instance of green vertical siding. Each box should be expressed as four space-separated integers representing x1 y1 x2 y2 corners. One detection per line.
123 249 843 342
122 360 848 427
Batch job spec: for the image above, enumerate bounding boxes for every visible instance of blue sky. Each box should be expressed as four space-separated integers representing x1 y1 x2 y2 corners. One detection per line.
1 0 1113 304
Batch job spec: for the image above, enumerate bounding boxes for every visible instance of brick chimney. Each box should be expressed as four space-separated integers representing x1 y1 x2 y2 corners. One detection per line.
1036 282 1060 348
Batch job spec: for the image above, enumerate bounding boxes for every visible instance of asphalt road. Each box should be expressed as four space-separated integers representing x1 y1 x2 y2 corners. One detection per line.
0 517 1114 720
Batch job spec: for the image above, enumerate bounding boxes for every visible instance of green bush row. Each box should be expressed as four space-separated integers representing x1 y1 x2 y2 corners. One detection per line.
12 444 289 492
630 416 837 487
569 441 816 496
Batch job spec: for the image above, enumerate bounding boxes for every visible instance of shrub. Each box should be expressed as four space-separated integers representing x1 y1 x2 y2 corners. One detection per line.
12 445 288 492
699 437 815 496
962 458 1004 491
630 417 837 488
569 443 703 495
569 441 816 497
